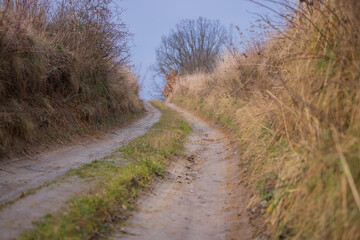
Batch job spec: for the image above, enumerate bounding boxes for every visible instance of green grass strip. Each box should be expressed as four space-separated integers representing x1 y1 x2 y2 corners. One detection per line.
21 100 191 240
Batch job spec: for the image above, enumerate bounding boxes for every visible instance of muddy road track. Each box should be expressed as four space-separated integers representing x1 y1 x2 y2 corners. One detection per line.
0 103 161 240
114 104 253 240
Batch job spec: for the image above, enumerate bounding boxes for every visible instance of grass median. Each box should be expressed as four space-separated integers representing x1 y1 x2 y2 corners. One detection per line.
21 100 191 240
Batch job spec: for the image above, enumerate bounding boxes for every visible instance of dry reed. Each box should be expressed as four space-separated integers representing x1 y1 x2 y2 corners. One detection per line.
169 0 360 239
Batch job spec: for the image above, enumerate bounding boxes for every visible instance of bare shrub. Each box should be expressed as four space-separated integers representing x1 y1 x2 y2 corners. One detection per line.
0 0 143 158
163 69 180 98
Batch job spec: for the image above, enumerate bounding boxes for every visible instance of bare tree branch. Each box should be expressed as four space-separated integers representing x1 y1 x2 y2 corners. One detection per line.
154 17 227 77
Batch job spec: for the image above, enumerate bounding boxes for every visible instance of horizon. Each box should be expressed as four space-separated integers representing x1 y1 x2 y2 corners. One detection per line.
119 0 278 101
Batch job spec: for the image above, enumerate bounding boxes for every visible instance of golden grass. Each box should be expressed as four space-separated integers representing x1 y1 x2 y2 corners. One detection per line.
169 0 360 239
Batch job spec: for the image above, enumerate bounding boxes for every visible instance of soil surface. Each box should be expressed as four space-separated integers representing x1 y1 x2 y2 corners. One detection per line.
0 103 161 240
113 104 253 240
0 103 160 205
0 177 89 240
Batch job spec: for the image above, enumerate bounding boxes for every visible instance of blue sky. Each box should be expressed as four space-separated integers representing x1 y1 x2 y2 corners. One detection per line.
118 0 275 100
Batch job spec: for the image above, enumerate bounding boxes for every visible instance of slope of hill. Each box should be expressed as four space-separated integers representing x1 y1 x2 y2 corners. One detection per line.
0 1 143 158
169 1 360 239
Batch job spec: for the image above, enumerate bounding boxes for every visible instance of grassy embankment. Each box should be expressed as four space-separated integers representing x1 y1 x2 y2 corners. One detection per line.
169 1 360 239
0 1 143 159
21 101 191 239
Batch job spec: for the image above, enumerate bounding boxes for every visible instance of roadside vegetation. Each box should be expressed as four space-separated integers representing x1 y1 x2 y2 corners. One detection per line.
168 0 360 239
0 1 143 158
20 101 191 239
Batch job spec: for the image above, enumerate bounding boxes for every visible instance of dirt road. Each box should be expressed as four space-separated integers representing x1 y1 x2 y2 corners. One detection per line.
0 103 160 205
114 104 253 240
0 103 161 240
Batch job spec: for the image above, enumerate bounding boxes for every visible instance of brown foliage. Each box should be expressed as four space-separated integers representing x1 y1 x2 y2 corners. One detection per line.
163 69 180 98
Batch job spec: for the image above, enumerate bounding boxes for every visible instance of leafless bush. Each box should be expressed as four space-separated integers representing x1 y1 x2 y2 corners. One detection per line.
0 0 143 158
49 0 132 64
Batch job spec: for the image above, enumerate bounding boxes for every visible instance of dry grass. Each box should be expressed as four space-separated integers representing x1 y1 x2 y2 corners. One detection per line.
169 0 360 239
0 1 143 158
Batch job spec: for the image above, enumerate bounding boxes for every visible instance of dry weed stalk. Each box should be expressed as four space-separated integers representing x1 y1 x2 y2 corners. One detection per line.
170 0 360 239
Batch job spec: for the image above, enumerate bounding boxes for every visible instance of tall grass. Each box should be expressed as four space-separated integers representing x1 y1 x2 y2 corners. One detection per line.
0 0 143 158
170 0 360 239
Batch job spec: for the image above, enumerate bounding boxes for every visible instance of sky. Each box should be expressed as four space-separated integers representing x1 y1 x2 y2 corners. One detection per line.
117 0 276 100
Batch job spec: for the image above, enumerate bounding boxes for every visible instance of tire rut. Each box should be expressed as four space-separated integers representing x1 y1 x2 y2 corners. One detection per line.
0 103 161 240
113 103 253 240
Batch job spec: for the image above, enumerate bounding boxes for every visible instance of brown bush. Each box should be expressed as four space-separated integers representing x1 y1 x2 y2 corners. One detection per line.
163 69 180 98
0 0 143 158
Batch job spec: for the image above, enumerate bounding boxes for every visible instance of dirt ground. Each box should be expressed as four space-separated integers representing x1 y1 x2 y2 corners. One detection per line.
113 104 254 240
0 103 161 240
0 102 255 240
